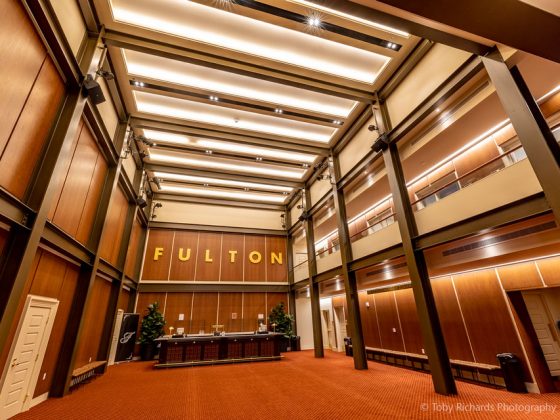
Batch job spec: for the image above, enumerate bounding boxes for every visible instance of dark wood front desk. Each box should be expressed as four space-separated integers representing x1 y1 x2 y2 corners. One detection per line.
155 333 283 368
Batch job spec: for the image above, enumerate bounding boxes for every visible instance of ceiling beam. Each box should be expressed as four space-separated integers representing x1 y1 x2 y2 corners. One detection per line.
302 1 492 56
103 30 376 102
153 193 286 211
376 0 560 64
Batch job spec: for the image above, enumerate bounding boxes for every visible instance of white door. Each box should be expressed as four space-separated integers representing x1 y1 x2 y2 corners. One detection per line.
0 295 58 419
523 293 560 376
333 307 347 352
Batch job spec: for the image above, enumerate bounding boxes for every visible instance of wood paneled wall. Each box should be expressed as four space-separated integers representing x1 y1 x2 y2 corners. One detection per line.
48 119 108 246
0 0 65 199
135 292 289 336
117 288 132 312
0 248 80 398
73 276 113 369
141 230 287 282
99 187 129 267
124 217 144 279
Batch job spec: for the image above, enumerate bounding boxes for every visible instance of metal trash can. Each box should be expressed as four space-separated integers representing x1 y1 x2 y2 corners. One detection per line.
344 337 352 356
497 353 527 393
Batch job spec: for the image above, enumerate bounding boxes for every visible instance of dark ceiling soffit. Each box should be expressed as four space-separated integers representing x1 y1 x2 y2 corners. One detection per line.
376 0 560 64
388 56 483 145
415 193 550 250
103 30 376 102
132 82 342 126
348 244 405 273
145 164 304 189
137 282 289 293
314 267 343 283
153 193 286 211
130 117 330 154
303 0 491 56
149 221 286 236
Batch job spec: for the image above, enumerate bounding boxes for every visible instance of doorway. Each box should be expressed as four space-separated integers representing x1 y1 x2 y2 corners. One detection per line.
522 289 560 377
0 295 58 419
321 309 337 350
333 306 347 353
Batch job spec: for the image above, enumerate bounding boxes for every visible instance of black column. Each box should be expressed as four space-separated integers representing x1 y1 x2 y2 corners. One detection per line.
382 141 457 395
483 51 560 224
329 156 367 369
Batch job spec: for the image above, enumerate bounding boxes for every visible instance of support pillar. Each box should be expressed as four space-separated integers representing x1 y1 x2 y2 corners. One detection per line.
329 156 367 369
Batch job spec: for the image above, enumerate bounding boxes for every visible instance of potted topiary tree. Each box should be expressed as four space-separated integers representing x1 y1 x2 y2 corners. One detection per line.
268 302 295 352
139 302 165 361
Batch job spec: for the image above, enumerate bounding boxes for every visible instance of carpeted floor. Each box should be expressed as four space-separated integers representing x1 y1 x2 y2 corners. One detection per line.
15 351 560 419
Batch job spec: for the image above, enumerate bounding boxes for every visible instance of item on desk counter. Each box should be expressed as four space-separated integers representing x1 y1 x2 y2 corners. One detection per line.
177 327 184 335
169 326 175 336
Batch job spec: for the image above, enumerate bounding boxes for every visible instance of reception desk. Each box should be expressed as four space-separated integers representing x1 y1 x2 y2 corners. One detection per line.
155 333 283 368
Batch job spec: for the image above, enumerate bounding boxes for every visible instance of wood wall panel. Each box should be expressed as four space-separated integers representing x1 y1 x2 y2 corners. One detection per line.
164 292 193 334
453 138 499 178
34 262 79 397
195 232 222 281
124 218 143 279
0 0 46 156
358 292 382 348
117 288 131 312
141 230 174 280
50 121 108 245
453 270 526 366
217 293 243 332
73 276 112 369
244 235 266 282
99 187 129 266
266 236 287 282
373 292 404 352
220 233 244 282
190 293 218 334
169 231 198 281
243 292 266 332
536 256 560 287
431 277 474 362
394 289 424 354
135 292 167 316
497 262 543 290
266 292 289 316
0 57 64 198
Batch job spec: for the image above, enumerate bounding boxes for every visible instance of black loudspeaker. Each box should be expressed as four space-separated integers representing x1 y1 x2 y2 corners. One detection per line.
83 74 106 105
136 197 147 209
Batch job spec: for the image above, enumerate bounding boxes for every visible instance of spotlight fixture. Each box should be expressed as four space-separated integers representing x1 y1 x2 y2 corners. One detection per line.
96 69 115 80
132 80 145 87
275 108 283 114
209 95 219 102
244 187 250 191
151 177 162 190
83 74 106 105
256 156 263 161
203 183 209 187
205 150 213 154
333 120 342 125
307 16 321 27
302 163 309 168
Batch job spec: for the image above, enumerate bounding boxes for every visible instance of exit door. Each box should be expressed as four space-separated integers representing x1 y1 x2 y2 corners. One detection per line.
0 295 58 419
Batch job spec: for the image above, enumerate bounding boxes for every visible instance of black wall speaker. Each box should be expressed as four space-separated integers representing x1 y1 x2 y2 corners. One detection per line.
83 74 106 105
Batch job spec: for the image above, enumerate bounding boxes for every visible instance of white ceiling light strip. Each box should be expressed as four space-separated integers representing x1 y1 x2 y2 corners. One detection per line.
134 91 334 143
123 50 357 117
152 171 294 192
110 0 390 83
159 184 286 203
142 129 318 163
148 151 306 179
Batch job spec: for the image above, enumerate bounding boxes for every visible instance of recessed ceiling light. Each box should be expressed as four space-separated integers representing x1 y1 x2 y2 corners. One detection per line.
275 108 283 114
256 156 263 161
210 95 219 102
160 184 287 203
307 16 321 27
205 150 213 154
333 120 342 125
148 151 306 179
302 163 309 168
153 171 294 192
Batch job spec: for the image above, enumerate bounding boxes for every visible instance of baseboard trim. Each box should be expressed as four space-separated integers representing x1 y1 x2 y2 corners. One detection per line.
30 392 48 408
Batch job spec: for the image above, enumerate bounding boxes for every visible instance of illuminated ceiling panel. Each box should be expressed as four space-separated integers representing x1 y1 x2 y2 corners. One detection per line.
147 149 307 179
109 0 391 83
123 49 357 118
142 129 318 164
134 91 335 142
159 184 287 203
152 171 294 193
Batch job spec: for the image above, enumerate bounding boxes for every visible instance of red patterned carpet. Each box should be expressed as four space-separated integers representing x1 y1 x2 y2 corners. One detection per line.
15 351 560 419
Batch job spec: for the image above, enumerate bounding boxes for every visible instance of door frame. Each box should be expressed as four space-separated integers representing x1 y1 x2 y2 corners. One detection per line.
0 294 59 415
